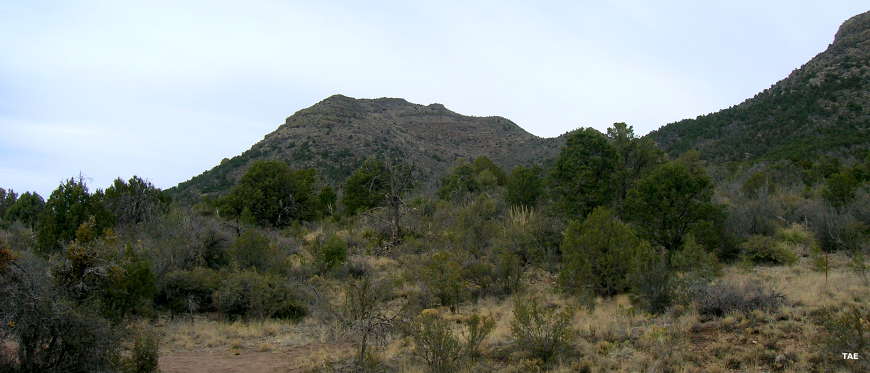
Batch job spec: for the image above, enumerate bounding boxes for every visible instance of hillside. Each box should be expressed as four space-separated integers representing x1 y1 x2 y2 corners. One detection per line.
648 11 870 163
170 95 564 200
172 12 869 201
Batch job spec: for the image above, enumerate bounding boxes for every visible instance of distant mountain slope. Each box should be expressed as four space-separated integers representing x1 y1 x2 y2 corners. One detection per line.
648 11 870 162
170 95 564 200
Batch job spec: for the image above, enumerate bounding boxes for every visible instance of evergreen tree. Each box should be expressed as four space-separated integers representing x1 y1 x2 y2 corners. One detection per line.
625 159 717 253
342 158 416 239
823 170 860 210
560 207 651 297
219 161 319 228
5 191 45 229
37 177 113 253
103 176 169 226
550 128 617 218
606 122 664 206
505 165 543 208
438 156 505 200
318 186 337 216
342 159 389 215
0 187 17 225
471 156 507 186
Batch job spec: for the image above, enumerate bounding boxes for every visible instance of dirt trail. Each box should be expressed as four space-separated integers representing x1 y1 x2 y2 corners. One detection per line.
160 344 345 373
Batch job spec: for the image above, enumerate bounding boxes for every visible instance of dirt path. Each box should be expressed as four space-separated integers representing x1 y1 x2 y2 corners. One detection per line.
159 344 352 373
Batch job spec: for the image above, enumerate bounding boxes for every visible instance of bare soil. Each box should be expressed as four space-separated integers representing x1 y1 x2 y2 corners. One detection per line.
159 344 342 373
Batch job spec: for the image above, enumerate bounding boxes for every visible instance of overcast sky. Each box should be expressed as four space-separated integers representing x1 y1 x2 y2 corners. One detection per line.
1 1 867 197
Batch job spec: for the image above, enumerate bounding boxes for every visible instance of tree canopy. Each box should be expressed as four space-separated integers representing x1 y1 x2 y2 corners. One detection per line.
606 122 664 206
103 176 170 226
549 128 617 218
560 207 652 297
37 177 113 252
342 159 390 215
625 158 717 253
219 160 320 228
5 191 45 229
505 165 543 208
438 156 506 200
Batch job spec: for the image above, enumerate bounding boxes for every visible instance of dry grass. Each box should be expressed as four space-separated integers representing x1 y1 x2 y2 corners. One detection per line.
724 254 868 308
158 252 867 372
161 317 332 353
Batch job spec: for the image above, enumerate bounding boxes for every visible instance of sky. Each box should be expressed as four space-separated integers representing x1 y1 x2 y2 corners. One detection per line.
1 1 867 197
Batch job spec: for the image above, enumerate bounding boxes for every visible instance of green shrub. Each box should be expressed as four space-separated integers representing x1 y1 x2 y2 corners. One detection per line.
741 171 777 199
740 235 798 265
496 206 560 266
218 161 320 227
408 314 464 373
230 230 280 272
560 207 650 297
449 195 500 256
506 165 543 208
671 234 721 279
459 258 495 299
629 250 674 314
438 157 505 201
407 313 496 372
418 251 468 310
775 223 814 247
823 171 860 210
314 233 348 273
50 232 110 303
100 247 157 321
463 314 495 359
342 159 389 215
625 159 716 253
157 267 222 314
510 295 574 362
214 270 306 321
123 324 160 373
491 249 524 296
670 235 722 306
458 251 523 299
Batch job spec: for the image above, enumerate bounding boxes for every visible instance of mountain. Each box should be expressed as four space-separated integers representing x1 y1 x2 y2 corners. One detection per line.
647 11 870 163
172 12 869 201
170 95 565 200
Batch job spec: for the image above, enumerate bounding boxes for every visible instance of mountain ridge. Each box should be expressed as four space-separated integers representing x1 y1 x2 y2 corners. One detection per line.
172 11 869 201
170 94 566 201
646 11 870 162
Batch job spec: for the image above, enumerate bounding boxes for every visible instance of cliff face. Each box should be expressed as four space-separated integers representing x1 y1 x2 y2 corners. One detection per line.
648 11 870 163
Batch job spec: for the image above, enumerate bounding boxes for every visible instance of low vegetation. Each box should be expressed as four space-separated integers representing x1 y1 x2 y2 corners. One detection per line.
0 119 867 373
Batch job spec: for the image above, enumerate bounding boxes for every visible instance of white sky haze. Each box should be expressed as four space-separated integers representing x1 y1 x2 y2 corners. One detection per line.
1 1 867 196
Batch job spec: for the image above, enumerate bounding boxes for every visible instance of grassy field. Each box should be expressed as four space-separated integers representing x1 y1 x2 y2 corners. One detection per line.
158 252 868 373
